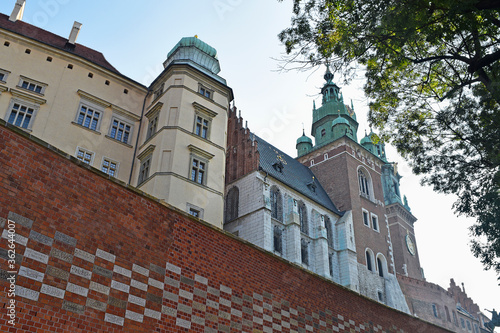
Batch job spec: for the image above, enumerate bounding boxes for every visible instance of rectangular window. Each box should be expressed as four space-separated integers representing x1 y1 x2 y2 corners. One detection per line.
19 78 46 95
199 86 211 99
7 102 35 129
189 208 200 217
76 148 93 165
0 73 4 82
76 104 101 131
195 115 209 139
329 254 334 277
101 158 118 177
191 158 205 184
146 115 158 140
371 214 379 231
362 210 369 227
138 156 152 185
109 118 132 144
273 227 283 255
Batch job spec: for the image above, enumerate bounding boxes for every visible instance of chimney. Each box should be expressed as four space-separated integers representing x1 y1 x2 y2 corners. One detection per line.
68 21 82 45
9 0 26 22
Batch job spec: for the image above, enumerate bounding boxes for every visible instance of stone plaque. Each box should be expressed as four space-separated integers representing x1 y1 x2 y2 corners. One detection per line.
177 303 192 315
93 265 113 278
195 274 208 285
54 231 77 247
166 262 181 275
144 308 161 320
179 289 193 300
163 291 178 302
66 282 88 297
62 300 85 314
176 318 191 329
219 297 231 307
180 276 194 286
132 264 149 277
24 248 49 264
146 293 162 304
96 249 115 262
8 212 33 228
104 313 124 326
70 265 92 280
0 248 23 264
164 277 180 288
89 281 110 295
148 277 163 290
207 299 219 309
111 280 130 293
231 308 243 318
194 288 207 298
113 265 132 278
192 315 205 326
0 217 5 229
2 230 28 246
74 248 95 263
40 284 65 299
128 294 146 307
149 263 165 276
16 285 39 301
50 248 73 263
125 310 144 323
220 285 232 295
19 266 45 282
130 279 147 292
108 296 127 309
29 230 53 246
0 269 16 281
86 298 107 312
46 266 69 281
207 286 220 296
161 305 177 317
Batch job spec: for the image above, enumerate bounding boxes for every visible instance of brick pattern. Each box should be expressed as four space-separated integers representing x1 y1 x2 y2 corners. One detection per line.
0 123 449 332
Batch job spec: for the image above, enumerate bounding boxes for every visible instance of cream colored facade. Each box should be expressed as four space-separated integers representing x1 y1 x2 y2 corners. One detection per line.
0 1 232 227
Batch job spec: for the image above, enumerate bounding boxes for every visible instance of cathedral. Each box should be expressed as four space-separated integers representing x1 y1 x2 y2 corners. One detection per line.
0 1 492 332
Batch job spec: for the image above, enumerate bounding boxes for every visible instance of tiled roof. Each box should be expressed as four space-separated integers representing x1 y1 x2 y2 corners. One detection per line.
0 13 120 75
255 135 342 216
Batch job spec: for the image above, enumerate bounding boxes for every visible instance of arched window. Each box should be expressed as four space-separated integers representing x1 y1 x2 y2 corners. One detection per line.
358 168 372 198
376 254 388 278
325 216 334 247
298 201 308 234
273 226 283 255
225 186 239 223
270 186 283 222
366 249 374 271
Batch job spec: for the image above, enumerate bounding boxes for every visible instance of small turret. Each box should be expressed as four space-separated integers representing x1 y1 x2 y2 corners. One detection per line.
296 129 313 157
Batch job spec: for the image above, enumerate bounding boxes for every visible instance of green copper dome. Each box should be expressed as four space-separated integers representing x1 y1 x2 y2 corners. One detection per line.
296 134 313 145
332 117 350 126
360 133 374 145
167 36 218 58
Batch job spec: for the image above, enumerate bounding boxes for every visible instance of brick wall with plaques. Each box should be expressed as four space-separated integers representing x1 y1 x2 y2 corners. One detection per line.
0 121 450 332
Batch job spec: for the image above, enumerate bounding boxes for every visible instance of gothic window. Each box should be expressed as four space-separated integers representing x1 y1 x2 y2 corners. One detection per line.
301 239 309 266
329 254 334 277
432 304 439 318
225 187 239 223
273 226 283 255
270 186 283 222
358 168 372 199
377 254 387 278
325 216 334 247
298 201 308 235
366 250 374 271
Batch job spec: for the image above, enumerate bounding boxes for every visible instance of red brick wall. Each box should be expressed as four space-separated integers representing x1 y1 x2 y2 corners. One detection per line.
0 123 450 332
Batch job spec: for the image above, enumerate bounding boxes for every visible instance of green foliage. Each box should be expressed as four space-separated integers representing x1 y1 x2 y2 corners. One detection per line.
279 0 500 277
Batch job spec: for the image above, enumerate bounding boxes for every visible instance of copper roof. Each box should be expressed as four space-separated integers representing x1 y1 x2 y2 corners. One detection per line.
0 13 120 75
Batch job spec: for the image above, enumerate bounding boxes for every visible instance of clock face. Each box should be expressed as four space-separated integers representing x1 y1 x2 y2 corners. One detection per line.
405 235 416 256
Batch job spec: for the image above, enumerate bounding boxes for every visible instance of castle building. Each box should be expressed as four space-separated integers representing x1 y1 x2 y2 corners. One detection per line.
0 0 232 228
0 1 492 332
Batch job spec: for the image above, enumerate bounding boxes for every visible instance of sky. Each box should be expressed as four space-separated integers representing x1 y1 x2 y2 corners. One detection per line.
1 0 498 314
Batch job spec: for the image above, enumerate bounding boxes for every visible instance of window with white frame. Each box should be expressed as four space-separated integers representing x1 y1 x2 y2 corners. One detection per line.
6 100 38 129
146 114 158 140
189 208 200 217
18 77 47 95
366 249 374 271
191 158 206 185
362 210 370 227
199 85 213 99
101 158 118 177
75 103 102 131
358 168 372 199
0 69 10 82
138 155 152 185
371 214 379 231
195 115 210 139
377 254 388 277
76 148 94 165
109 117 133 144
187 203 204 219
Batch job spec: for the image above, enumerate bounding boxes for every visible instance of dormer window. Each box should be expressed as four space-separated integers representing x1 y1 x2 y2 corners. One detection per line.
272 161 284 173
307 181 316 193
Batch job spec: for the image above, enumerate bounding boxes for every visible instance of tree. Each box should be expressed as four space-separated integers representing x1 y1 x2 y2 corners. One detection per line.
278 0 500 276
